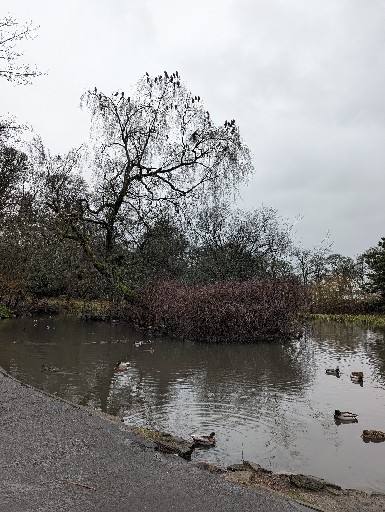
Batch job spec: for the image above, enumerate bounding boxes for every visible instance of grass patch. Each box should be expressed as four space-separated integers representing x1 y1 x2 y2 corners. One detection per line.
130 426 170 442
0 305 13 319
307 313 385 328
31 297 122 321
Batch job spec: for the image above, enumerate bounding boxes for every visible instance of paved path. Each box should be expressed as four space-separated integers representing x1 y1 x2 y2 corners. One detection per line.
0 368 312 512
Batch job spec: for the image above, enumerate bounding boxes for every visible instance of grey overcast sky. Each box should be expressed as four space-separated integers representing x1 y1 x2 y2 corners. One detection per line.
2 0 385 257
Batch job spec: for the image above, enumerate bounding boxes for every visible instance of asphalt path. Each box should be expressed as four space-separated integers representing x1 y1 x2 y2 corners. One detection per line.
0 367 313 512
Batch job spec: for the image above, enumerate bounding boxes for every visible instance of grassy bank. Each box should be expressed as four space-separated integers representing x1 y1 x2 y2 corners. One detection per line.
308 313 385 329
0 306 13 319
29 297 124 321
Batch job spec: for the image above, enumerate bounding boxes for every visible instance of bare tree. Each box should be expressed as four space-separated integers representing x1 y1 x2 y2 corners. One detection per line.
0 16 41 84
188 203 294 281
292 236 332 285
41 73 253 298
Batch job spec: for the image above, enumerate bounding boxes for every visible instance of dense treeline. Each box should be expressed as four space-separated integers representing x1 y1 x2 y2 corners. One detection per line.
1 16 384 341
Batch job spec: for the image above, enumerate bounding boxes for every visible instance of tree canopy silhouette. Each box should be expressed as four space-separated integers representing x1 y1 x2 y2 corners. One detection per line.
41 72 253 298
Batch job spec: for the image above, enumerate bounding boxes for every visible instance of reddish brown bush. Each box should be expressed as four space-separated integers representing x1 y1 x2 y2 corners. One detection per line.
134 278 309 343
0 275 35 315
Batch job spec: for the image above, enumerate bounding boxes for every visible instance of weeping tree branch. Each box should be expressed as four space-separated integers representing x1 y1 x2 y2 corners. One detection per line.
42 72 253 299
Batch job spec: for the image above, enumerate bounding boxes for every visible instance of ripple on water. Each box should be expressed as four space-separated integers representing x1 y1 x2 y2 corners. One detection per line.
1 317 385 492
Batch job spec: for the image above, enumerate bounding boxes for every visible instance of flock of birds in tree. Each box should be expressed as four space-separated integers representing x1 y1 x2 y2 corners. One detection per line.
325 366 385 441
91 72 239 141
140 70 182 89
92 71 183 100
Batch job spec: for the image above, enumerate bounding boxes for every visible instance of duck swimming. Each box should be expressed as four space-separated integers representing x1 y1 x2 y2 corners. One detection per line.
362 430 385 441
190 432 216 446
334 410 358 422
114 361 130 372
325 367 340 376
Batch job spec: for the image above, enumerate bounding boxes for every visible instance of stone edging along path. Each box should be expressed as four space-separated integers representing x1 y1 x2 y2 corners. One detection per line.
133 427 385 512
1 365 384 512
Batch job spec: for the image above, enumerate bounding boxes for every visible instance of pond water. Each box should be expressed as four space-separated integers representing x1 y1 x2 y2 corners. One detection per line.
1 316 385 493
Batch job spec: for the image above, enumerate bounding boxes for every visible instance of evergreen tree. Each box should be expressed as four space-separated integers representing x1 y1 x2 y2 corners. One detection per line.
364 237 385 302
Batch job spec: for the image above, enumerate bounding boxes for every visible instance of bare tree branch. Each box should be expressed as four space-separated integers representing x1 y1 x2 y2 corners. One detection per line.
0 16 42 84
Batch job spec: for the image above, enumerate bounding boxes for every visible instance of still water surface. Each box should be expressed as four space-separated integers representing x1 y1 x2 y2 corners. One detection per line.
1 316 385 492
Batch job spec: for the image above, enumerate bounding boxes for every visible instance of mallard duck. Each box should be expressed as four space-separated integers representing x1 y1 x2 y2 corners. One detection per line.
41 364 59 373
190 432 216 446
326 367 340 376
362 430 385 441
334 410 358 422
351 371 364 378
114 361 130 372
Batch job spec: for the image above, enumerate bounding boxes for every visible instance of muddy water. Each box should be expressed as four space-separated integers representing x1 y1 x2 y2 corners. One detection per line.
1 316 385 492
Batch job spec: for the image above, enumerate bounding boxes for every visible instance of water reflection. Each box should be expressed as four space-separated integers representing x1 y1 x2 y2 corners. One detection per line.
1 316 385 492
